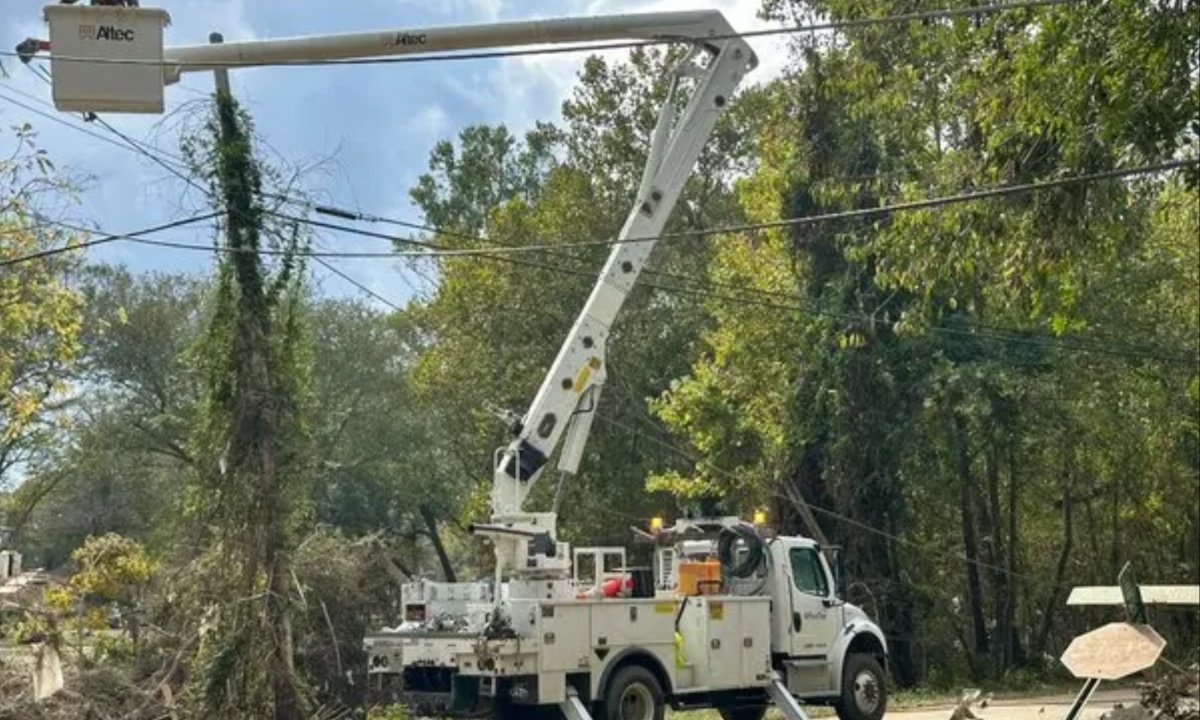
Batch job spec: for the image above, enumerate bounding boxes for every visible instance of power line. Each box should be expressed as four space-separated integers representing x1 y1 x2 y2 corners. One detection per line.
310 250 405 312
0 88 131 150
3 73 435 311
301 193 1197 363
1 0 1082 70
168 159 1200 258
3 101 1192 366
6 151 1193 365
3 68 197 171
595 413 1034 580
21 207 1189 366
0 212 220 268
3 81 411 309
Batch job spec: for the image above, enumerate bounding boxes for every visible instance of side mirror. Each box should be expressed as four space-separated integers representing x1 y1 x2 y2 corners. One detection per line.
825 545 846 599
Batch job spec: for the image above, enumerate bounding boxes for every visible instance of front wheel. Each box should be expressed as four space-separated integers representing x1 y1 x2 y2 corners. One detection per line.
598 664 666 720
834 653 888 720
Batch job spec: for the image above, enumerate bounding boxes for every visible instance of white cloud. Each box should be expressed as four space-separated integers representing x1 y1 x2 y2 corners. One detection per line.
473 0 793 139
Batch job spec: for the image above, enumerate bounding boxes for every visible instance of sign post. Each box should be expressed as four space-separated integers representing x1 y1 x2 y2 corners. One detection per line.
1059 622 1166 720
1118 561 1148 624
1057 562 1200 720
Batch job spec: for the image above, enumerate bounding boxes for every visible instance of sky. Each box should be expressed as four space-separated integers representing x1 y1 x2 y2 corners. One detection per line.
2 0 794 310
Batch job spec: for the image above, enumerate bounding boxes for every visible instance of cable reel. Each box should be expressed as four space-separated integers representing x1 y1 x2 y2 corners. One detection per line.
716 521 767 579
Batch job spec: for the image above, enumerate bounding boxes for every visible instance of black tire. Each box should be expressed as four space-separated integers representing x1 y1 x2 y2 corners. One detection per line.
598 664 666 720
834 653 888 720
718 706 768 720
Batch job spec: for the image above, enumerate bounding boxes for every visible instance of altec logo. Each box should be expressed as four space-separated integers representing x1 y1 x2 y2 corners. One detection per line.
79 24 136 41
387 32 427 47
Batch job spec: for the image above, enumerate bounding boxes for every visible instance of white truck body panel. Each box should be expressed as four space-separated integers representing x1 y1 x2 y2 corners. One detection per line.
374 594 776 702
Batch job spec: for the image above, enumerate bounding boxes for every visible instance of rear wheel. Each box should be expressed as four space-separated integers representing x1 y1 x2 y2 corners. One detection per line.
834 653 887 720
598 664 666 720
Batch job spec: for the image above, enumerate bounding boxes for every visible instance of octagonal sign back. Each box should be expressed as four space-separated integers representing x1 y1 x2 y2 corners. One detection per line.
1060 622 1166 680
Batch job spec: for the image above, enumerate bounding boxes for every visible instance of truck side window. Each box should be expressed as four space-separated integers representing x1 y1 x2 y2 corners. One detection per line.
789 547 828 597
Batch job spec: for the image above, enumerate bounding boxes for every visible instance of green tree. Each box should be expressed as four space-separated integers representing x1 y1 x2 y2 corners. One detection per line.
651 0 1198 684
5 267 209 565
0 124 85 489
410 121 564 237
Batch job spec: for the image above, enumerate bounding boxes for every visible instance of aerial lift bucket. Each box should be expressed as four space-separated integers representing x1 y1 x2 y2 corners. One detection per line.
42 4 170 113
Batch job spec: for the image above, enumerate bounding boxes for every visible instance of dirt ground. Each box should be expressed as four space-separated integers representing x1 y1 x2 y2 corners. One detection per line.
884 688 1141 720
672 687 1142 720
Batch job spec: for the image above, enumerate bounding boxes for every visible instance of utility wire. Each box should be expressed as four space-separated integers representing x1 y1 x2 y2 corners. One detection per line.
595 413 1034 580
300 190 1196 363
0 212 220 268
1 0 1082 69
2 82 411 310
6 144 1193 365
310 238 407 311
20 207 1193 366
4 82 1193 364
0 88 133 150
73 104 411 309
135 159 1200 258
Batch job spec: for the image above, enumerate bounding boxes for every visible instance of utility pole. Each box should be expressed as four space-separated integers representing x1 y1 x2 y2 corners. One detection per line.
203 30 302 720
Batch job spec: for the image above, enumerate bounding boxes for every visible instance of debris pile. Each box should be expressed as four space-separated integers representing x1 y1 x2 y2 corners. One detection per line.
0 662 167 720
948 688 993 720
1103 702 1156 720
1139 665 1200 720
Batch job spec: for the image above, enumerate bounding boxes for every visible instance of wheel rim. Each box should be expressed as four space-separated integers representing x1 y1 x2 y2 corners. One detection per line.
853 669 880 715
619 682 655 720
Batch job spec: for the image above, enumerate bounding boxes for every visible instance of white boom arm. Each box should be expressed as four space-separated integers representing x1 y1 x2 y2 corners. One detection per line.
158 13 747 84
490 40 754 513
481 26 755 582
31 3 756 584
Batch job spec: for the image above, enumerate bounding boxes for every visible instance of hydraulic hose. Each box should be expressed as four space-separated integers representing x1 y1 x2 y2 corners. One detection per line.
717 521 766 579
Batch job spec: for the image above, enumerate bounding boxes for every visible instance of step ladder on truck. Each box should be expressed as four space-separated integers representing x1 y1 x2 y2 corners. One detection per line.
22 4 892 719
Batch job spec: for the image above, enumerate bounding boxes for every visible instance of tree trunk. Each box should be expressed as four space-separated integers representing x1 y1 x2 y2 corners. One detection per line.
1033 485 1074 659
1005 440 1023 666
420 505 457 582
1109 483 1121 577
986 446 1012 670
954 415 989 661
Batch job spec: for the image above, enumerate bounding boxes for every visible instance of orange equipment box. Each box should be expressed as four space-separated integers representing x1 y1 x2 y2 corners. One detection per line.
677 559 722 596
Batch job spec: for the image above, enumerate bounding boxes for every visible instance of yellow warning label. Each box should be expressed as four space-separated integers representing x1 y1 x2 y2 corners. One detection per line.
709 601 724 621
573 357 602 392
654 602 676 614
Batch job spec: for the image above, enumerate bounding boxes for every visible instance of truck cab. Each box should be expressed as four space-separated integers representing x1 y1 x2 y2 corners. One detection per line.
765 536 888 720
656 528 888 720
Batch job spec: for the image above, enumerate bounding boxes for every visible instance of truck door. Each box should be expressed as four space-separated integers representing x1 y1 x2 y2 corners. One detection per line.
784 545 841 658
